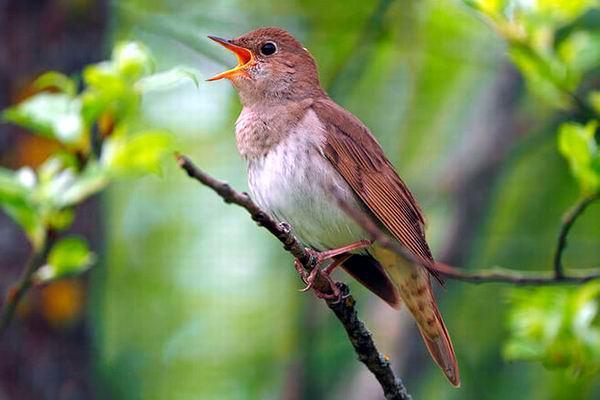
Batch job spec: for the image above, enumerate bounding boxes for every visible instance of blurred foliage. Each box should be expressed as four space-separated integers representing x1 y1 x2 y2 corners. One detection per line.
34 236 96 283
92 1 600 399
1 43 195 284
465 0 600 393
558 121 600 195
504 283 600 375
467 0 600 109
2 0 599 399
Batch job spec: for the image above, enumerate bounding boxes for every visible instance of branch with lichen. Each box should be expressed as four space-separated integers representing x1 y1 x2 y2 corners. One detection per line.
176 153 412 400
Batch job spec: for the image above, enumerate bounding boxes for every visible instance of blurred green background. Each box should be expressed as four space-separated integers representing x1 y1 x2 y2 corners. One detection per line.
1 0 600 399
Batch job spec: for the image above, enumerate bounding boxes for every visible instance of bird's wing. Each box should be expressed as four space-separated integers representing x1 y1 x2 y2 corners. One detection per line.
312 97 439 279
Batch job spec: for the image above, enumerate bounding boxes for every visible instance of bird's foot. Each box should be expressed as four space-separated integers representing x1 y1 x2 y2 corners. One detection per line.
295 258 343 302
294 239 373 302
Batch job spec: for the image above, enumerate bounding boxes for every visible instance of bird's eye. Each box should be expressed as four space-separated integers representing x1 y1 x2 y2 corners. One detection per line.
260 42 277 56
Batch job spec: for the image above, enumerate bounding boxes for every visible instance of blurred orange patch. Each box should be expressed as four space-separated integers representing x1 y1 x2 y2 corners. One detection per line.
40 279 85 327
13 135 60 168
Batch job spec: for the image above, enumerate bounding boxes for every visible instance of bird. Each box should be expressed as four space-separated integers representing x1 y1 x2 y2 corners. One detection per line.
207 27 459 387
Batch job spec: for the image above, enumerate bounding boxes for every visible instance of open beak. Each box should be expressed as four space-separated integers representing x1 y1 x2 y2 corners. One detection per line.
207 36 254 81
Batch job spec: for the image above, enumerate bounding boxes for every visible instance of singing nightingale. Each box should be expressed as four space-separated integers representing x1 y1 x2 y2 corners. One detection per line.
207 27 459 387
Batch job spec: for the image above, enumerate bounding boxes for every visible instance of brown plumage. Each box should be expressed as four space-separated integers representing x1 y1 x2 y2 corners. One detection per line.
207 27 460 387
313 97 443 283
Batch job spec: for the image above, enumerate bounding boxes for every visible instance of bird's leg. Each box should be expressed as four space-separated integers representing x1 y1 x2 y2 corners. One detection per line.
298 253 350 293
315 239 373 261
294 258 309 282
295 239 373 301
305 254 352 302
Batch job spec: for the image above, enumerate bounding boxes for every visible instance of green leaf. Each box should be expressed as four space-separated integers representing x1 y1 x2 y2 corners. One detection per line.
81 63 140 126
53 162 109 208
46 208 75 231
0 167 32 202
463 0 508 16
509 43 572 108
34 236 95 282
504 284 600 375
0 167 45 249
558 31 600 80
135 67 199 92
2 93 86 150
37 156 70 185
555 9 600 47
1 199 44 249
112 41 153 81
82 61 122 89
558 121 599 194
101 130 173 175
589 91 600 115
34 71 77 97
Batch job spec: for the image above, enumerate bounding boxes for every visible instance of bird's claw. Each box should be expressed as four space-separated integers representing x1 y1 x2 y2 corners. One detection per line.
294 258 309 281
294 254 343 303
312 275 344 303
298 267 319 292
293 240 372 302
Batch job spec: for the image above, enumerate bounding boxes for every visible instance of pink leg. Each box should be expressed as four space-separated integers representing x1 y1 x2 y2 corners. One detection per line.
315 239 373 262
299 253 351 293
323 253 352 275
294 239 373 302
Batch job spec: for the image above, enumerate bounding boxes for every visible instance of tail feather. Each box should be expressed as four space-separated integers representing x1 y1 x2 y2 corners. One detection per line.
418 299 460 387
372 245 460 387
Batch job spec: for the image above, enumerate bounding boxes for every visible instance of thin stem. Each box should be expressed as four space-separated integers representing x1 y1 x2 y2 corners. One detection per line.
0 232 54 337
553 193 600 279
330 183 600 286
432 263 600 285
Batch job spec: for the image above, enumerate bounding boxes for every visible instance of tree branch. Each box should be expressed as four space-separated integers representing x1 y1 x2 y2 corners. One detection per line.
331 183 600 286
177 152 599 398
176 154 412 400
0 232 54 337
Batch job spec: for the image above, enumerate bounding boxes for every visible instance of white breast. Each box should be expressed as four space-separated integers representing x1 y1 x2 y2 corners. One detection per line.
245 109 367 251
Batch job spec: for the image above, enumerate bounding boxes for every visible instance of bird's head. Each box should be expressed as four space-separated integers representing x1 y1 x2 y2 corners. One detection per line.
207 27 323 105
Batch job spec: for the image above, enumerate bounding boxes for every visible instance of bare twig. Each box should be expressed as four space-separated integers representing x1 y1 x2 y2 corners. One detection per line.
0 232 54 337
553 193 600 279
431 263 600 285
176 154 412 400
331 184 600 286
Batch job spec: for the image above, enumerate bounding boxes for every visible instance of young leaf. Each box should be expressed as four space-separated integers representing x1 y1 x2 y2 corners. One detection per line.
81 63 140 126
112 41 153 81
34 236 95 283
37 155 73 185
589 91 600 115
53 162 109 208
2 93 87 150
46 208 75 231
558 121 600 194
0 167 44 249
101 130 173 175
0 167 32 201
34 71 77 97
135 67 199 92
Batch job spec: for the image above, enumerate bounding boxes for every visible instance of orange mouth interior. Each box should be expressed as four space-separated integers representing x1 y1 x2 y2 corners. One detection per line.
207 36 254 81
